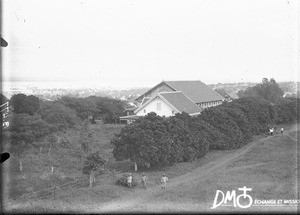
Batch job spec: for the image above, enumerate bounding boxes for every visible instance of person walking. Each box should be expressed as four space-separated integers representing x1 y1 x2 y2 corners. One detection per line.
281 127 284 135
127 173 132 188
161 173 168 189
141 173 147 190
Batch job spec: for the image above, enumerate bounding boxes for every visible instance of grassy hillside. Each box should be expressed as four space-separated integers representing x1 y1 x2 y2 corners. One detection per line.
2 123 126 200
3 123 298 213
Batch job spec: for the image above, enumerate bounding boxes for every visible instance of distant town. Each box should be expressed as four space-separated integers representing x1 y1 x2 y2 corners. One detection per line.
2 81 299 101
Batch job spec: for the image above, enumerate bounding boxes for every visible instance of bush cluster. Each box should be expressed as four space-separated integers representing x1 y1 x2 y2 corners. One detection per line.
112 97 299 167
115 173 138 187
112 112 210 167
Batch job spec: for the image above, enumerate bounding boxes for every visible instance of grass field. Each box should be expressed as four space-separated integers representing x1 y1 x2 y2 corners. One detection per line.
2 123 299 213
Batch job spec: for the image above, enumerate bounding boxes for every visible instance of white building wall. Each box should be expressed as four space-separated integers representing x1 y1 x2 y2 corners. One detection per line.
135 97 178 117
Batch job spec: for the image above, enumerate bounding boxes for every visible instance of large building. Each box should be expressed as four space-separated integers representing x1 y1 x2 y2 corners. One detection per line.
120 80 225 123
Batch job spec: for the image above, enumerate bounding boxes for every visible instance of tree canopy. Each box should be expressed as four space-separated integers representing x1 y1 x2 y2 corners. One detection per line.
0 94 8 104
38 101 79 130
238 78 284 103
10 94 40 115
112 112 210 167
56 96 126 123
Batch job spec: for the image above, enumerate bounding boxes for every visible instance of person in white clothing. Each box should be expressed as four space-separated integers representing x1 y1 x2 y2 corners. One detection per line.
127 173 132 187
161 173 168 189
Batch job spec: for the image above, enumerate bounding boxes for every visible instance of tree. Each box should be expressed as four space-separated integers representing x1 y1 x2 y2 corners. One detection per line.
5 113 55 171
82 151 108 187
241 78 284 103
112 113 172 167
0 94 8 104
231 97 275 134
79 120 93 155
199 108 244 149
112 112 210 167
274 98 299 123
10 94 40 115
38 101 78 130
90 96 126 123
57 96 97 120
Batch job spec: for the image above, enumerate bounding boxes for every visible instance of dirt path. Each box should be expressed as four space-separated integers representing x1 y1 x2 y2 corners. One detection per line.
96 128 298 213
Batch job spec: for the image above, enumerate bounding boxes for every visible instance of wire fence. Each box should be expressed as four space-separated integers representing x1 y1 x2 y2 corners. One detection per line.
2 165 132 209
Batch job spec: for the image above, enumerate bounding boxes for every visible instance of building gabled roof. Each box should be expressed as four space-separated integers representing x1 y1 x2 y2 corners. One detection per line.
159 91 202 115
164 80 225 103
135 91 202 116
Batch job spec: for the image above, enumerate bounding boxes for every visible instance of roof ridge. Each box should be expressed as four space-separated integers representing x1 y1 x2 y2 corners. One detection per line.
159 91 182 94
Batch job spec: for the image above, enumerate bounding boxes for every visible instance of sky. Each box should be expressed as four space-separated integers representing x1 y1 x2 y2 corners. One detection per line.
1 0 298 88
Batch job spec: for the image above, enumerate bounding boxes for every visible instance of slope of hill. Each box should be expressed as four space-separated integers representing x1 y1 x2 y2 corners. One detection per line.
3 123 299 213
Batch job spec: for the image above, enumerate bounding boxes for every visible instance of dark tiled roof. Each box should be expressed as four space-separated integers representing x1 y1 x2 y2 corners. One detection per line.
159 91 202 115
119 115 141 120
165 80 224 103
124 107 138 112
227 92 239 100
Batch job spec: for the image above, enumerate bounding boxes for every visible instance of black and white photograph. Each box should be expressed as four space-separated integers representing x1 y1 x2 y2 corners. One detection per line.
1 0 299 213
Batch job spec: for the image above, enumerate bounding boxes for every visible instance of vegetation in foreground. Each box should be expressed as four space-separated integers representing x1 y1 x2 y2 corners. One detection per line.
4 124 298 213
1 78 299 211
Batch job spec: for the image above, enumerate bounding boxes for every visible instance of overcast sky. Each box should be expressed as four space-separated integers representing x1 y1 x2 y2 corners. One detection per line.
2 0 298 88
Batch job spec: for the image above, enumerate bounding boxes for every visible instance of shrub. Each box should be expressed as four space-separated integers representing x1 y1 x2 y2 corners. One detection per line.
112 96 299 166
199 108 244 150
230 97 274 134
274 98 299 123
115 173 137 187
112 112 210 167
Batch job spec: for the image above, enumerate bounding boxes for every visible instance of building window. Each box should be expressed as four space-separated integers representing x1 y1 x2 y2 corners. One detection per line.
157 103 161 111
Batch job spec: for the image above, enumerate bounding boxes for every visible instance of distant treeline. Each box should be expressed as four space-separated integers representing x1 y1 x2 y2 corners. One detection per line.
111 78 299 168
5 94 127 129
1 94 127 173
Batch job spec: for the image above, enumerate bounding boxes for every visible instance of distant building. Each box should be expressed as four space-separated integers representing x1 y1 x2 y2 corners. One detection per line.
120 80 225 123
225 92 239 102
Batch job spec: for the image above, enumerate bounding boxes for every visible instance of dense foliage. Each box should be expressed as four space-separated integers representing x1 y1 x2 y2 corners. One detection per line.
10 94 40 115
111 112 211 167
3 94 126 174
57 96 126 123
4 113 56 171
38 101 79 130
82 151 108 175
112 94 299 166
0 94 8 104
238 78 284 103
